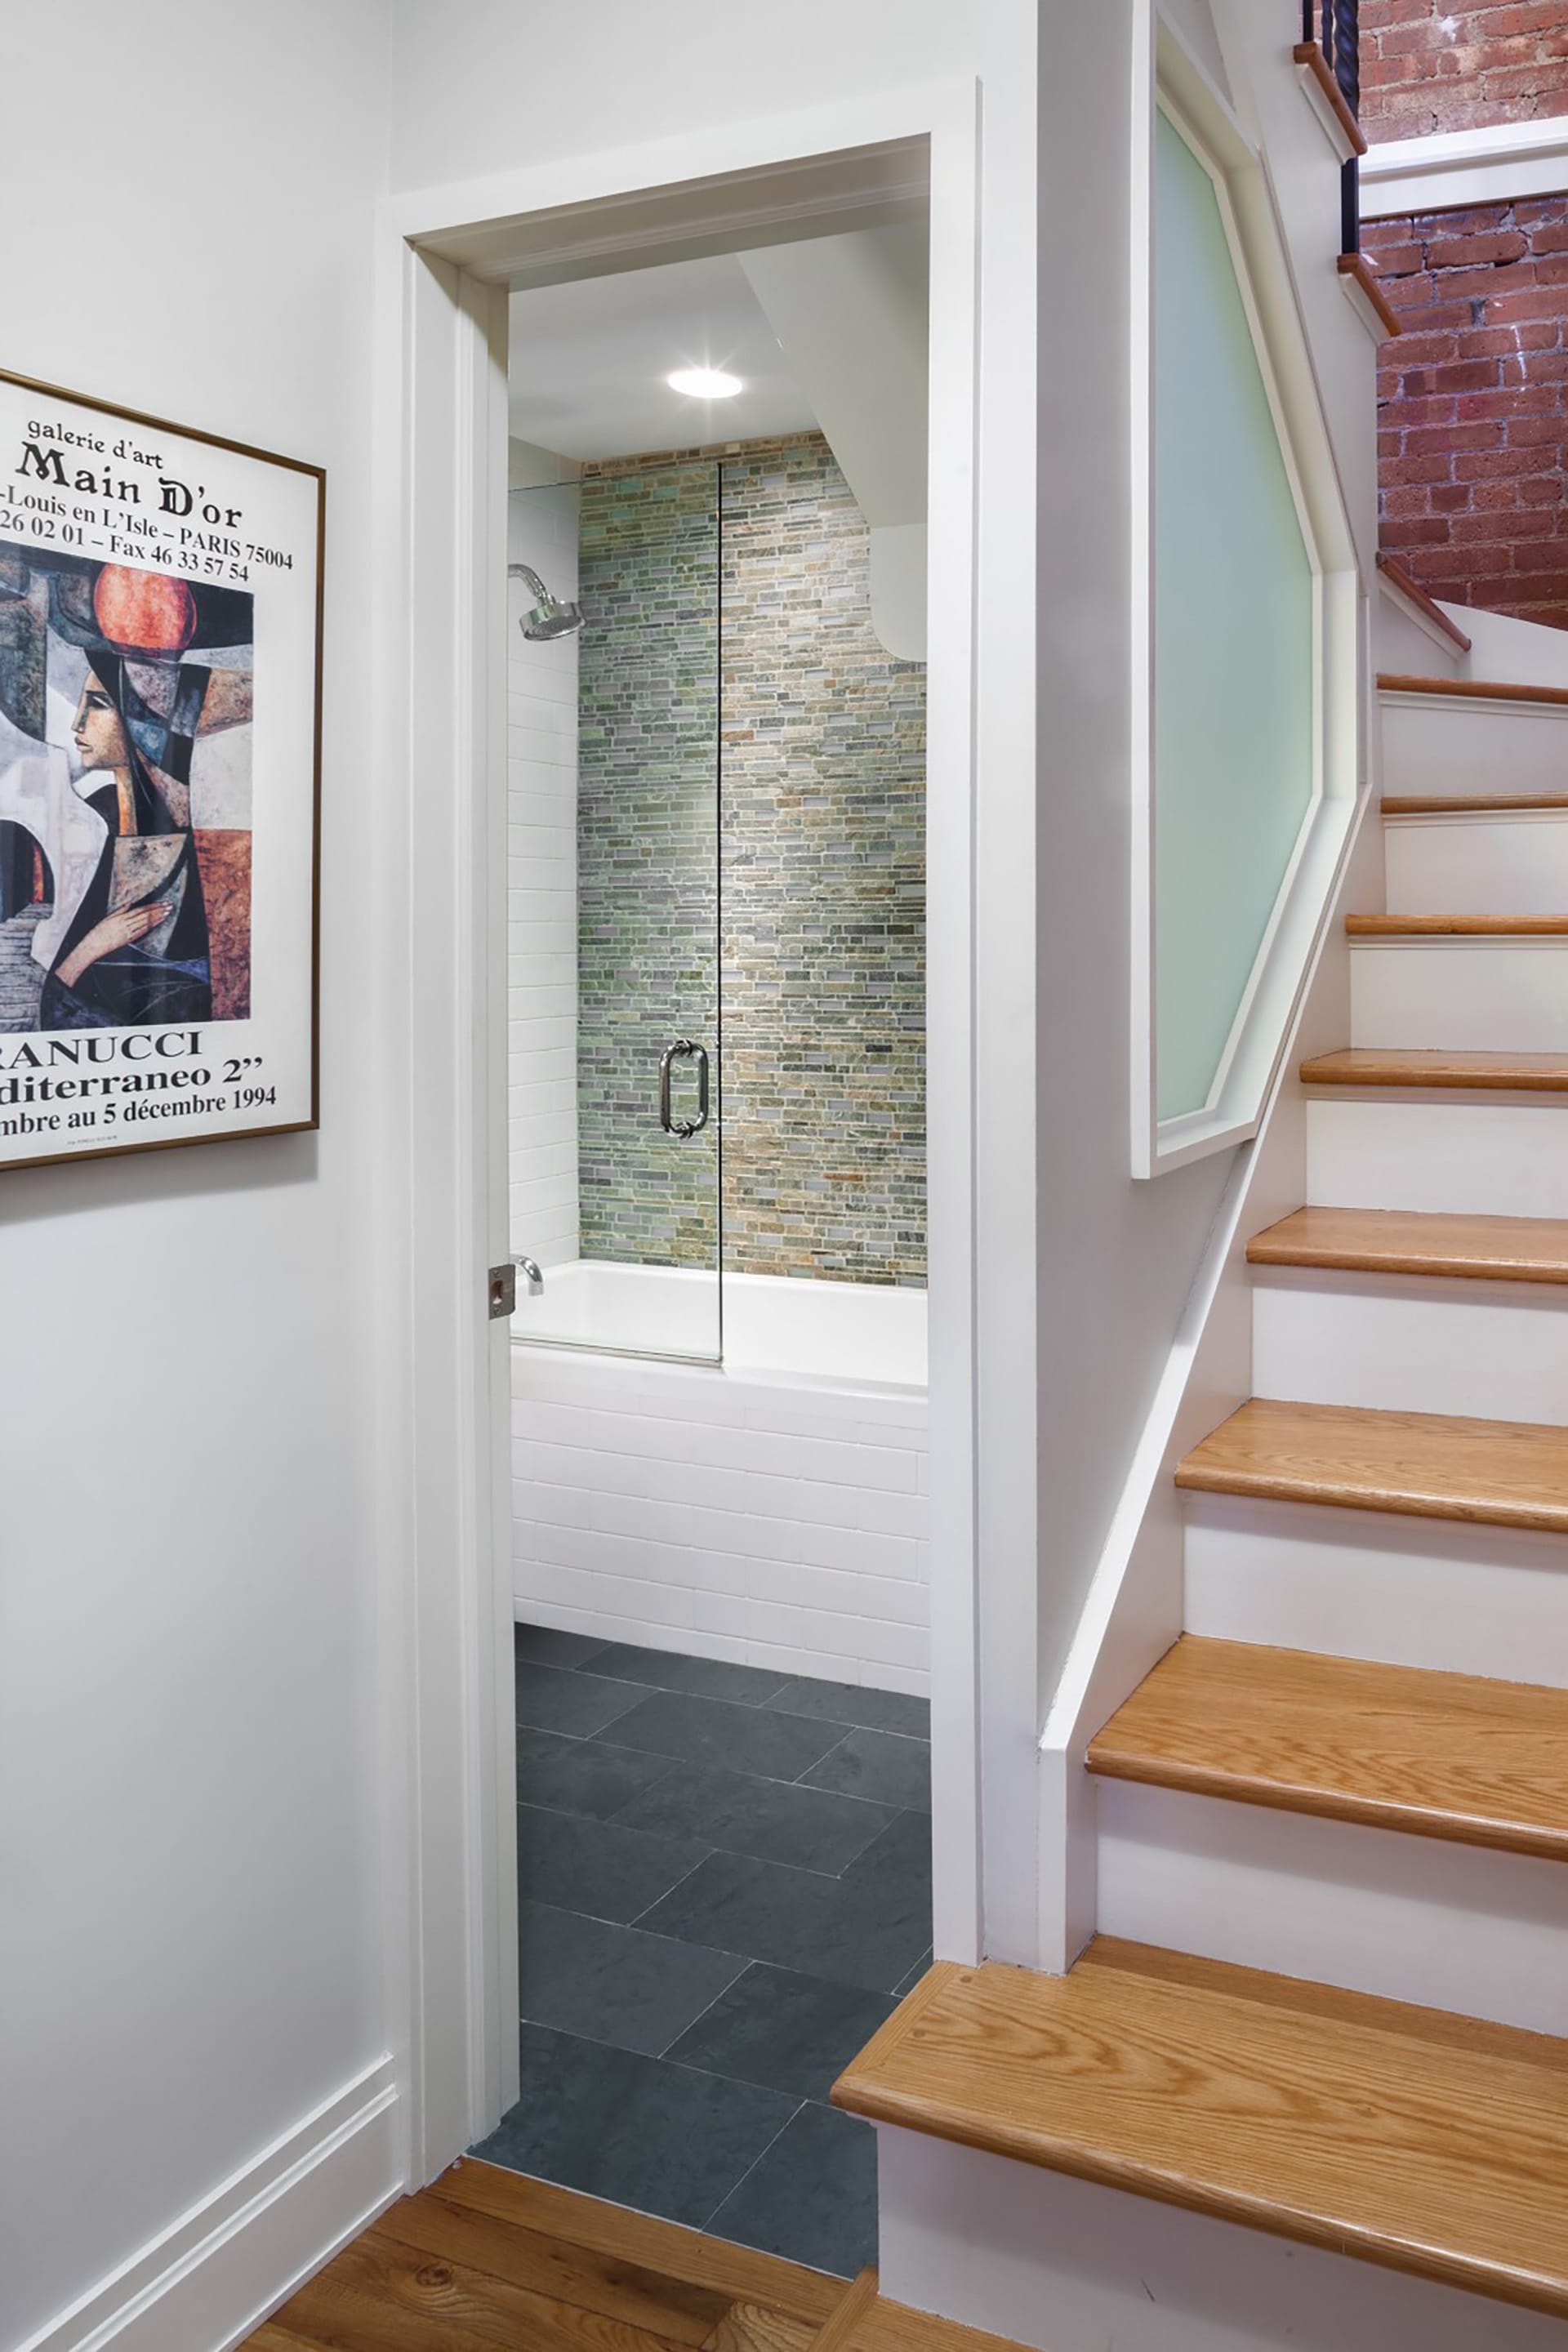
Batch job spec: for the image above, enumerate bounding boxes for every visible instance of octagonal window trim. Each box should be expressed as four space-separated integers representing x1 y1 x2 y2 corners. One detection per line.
1132 16 1364 1178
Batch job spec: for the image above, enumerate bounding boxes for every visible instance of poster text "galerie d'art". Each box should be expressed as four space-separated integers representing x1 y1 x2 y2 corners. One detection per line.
0 370 322 1172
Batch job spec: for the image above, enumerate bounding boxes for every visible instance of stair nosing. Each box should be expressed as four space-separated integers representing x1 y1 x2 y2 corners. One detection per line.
1175 1397 1568 1535
1246 1207 1568 1285
1383 794 1568 815
1086 1636 1568 1864
1347 914 1568 938
832 1943 1568 2322
1379 671 1568 708
1300 1048 1568 1093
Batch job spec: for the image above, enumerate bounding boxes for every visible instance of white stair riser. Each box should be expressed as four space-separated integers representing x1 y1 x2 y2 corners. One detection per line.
1384 811 1568 917
1351 938 1568 1052
1251 1267 1568 1423
1381 693 1568 803
1184 1492 1568 1687
1097 1780 1568 2039
1307 1095 1568 1217
879 2130 1568 2352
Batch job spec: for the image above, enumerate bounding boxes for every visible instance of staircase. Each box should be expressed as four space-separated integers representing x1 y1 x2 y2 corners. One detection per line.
837 669 1568 2349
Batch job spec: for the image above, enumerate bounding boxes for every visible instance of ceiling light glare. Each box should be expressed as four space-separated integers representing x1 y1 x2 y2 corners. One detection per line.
667 367 743 399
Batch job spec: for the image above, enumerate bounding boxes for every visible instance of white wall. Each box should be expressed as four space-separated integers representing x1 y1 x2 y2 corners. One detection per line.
506 461 580 1267
0 10 396 2349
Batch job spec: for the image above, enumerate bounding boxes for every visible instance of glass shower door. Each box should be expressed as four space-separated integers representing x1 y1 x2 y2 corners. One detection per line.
508 459 723 1363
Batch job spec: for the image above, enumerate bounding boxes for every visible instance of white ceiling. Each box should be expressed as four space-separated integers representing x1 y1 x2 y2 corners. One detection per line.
508 252 818 462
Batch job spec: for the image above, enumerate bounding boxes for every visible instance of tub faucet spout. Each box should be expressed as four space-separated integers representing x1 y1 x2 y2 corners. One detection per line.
514 1254 544 1297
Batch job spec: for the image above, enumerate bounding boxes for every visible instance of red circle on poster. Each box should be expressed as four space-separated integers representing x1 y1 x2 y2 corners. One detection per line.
93 566 198 657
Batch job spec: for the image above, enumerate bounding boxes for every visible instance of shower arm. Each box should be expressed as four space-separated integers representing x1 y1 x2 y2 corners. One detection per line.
508 562 550 601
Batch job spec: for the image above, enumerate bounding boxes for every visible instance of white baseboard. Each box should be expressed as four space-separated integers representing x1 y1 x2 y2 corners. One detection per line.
17 2059 402 2352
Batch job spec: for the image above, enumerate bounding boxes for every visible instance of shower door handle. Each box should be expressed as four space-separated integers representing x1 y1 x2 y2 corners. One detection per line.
659 1038 710 1139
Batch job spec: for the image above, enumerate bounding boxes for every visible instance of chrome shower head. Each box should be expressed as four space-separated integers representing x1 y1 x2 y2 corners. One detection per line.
509 562 583 640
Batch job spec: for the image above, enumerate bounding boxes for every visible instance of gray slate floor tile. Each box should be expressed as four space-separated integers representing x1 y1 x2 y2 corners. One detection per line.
610 1757 896 1875
597 1689 849 1780
589 1644 795 1707
892 1946 933 1998
475 2025 799 2231
514 1623 610 1671
804 1726 931 1812
666 1962 898 2104
638 1819 930 1993
516 1726 677 1820
766 1677 930 1740
516 1802 707 1924
519 1901 746 2056
708 2102 878 2279
516 1660 651 1738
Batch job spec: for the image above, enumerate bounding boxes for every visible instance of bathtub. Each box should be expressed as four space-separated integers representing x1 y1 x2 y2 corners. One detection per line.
511 1258 927 1388
510 1259 930 1692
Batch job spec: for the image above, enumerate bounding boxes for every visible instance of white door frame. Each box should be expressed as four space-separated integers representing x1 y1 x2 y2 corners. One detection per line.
374 79 993 2182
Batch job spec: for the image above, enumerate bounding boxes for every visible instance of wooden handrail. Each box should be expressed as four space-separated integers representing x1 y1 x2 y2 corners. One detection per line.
1374 551 1472 653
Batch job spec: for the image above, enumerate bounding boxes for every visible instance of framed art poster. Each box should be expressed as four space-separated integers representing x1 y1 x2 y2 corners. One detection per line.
0 366 322 1171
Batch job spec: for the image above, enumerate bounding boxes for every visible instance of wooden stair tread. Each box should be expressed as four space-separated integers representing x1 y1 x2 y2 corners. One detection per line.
1383 793 1568 814
1379 671 1568 707
1175 1396 1568 1533
1248 1204 1568 1283
1301 1046 1568 1091
1087 1635 1568 1860
831 1941 1568 2319
1346 912 1568 936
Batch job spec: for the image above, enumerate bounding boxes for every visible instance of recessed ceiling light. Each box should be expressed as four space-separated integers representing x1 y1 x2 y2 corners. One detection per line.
667 367 743 399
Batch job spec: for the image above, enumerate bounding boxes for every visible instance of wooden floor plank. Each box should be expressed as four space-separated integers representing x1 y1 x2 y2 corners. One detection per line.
832 1943 1568 2319
805 2269 880 2351
1300 1046 1568 1091
370 2192 728 2344
849 2301 1036 2351
431 2163 848 2328
1246 1205 1568 1284
277 2231 689 2352
1175 1396 1568 1533
700 2303 821 2351
1087 1635 1568 1860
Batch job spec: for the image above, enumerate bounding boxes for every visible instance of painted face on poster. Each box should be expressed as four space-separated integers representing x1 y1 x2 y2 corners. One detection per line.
0 367 321 1172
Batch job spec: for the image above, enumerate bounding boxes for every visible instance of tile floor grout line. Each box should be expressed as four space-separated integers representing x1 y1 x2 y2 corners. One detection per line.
791 1728 857 1787
657 1958 762 2063
512 2009 852 2115
699 2096 810 2237
626 1842 719 1928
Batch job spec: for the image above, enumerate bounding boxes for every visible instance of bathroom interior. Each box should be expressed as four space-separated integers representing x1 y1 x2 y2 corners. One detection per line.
481 204 934 2278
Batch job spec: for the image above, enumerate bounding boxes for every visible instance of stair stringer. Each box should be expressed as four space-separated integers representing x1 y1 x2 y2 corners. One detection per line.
1036 761 1381 1970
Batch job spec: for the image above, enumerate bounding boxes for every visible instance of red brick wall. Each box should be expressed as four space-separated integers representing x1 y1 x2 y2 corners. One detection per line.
1368 201 1568 629
1361 1 1568 142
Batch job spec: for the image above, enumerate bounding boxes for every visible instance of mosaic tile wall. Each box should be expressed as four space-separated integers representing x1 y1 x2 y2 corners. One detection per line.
577 435 927 1286
577 462 721 1267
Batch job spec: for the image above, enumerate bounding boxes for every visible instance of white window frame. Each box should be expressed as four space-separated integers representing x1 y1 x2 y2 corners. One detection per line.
1131 15 1362 1178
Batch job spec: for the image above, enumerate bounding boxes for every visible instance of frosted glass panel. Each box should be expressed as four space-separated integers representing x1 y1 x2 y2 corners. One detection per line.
1154 109 1315 1125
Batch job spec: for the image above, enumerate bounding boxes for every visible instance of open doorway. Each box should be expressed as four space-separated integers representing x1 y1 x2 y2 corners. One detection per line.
484 213 933 2278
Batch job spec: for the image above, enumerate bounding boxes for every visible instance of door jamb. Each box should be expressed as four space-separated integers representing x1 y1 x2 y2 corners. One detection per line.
376 80 986 2182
